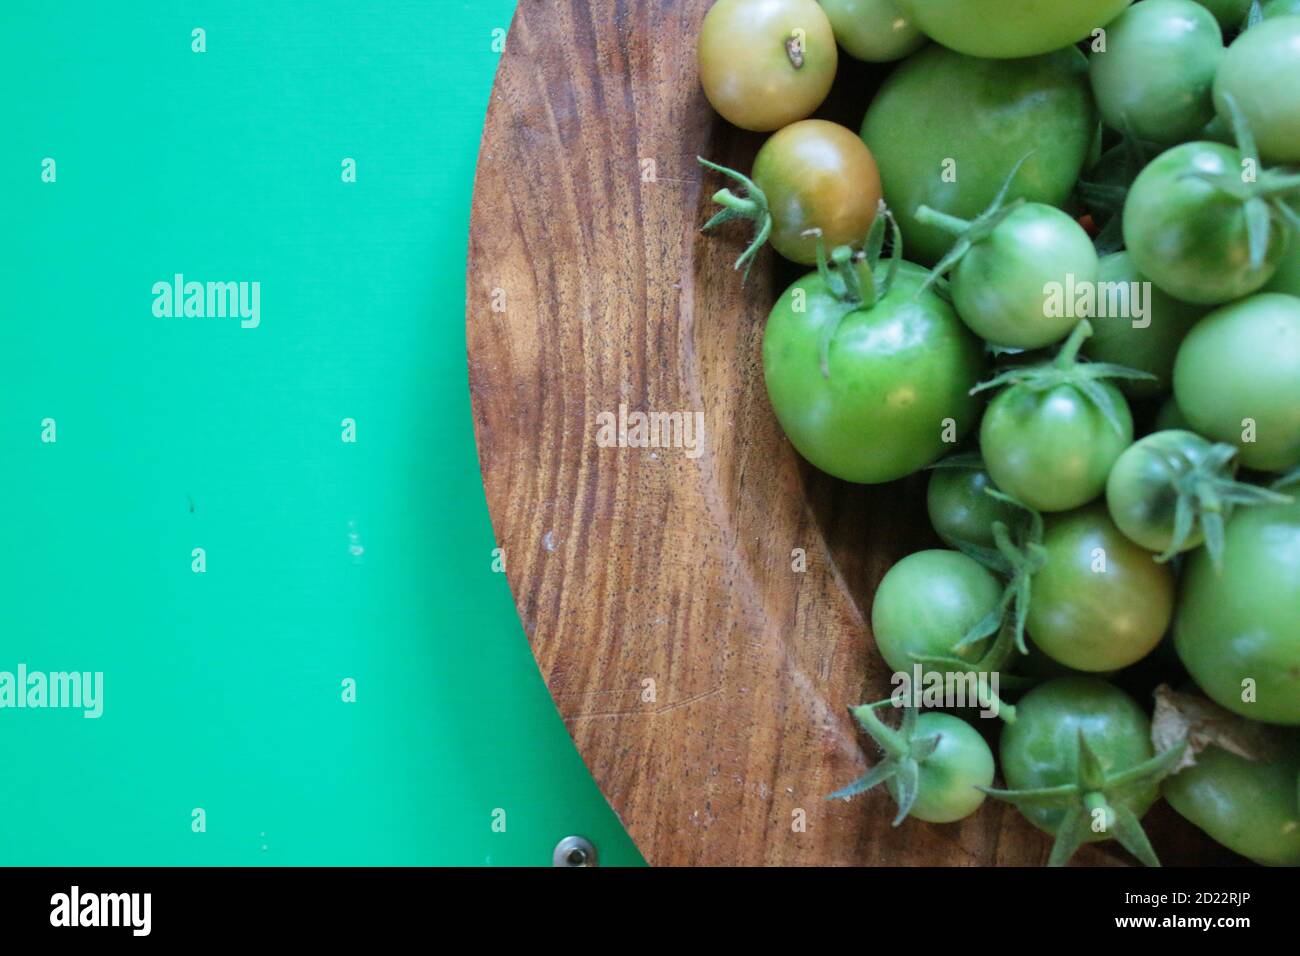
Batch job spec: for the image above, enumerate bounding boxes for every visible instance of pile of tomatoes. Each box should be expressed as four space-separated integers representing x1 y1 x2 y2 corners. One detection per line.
697 0 1300 866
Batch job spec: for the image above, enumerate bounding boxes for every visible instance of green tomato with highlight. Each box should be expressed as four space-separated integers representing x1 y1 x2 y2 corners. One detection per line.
894 0 1134 58
818 0 925 62
926 463 1021 551
1175 497 1300 725
942 203 1099 350
1124 141 1288 304
763 262 985 483
1214 16 1300 164
1173 293 1300 472
1089 0 1224 145
904 711 996 822
999 678 1159 839
1164 736 1300 866
871 549 1003 674
861 45 1095 265
980 379 1133 513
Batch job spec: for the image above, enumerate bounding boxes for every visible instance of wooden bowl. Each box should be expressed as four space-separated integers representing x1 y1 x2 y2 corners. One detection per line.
466 0 1236 866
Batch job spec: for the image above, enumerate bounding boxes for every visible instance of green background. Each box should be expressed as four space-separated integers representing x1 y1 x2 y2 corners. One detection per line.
0 0 641 866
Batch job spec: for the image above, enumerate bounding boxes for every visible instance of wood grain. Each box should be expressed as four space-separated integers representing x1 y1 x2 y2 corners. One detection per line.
466 0 1236 866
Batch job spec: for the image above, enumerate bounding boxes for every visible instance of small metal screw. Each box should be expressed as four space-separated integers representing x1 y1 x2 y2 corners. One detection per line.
553 835 598 867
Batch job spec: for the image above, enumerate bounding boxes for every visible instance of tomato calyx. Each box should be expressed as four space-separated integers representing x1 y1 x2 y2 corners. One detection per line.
1180 94 1300 268
806 205 904 378
971 320 1153 436
826 701 941 825
982 731 1186 866
1075 126 1151 255
955 501 1046 658
907 623 1021 723
1140 438 1292 570
697 156 774 282
914 152 1036 296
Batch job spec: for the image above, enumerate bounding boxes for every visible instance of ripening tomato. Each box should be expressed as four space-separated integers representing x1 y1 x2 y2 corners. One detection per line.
1027 505 1175 672
751 121 882 264
698 0 838 132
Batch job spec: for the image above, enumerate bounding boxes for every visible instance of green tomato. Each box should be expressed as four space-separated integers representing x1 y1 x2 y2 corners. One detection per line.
1175 497 1300 724
1198 112 1235 145
905 711 995 822
861 45 1095 265
1027 505 1175 672
763 262 985 483
1124 142 1288 304
926 464 1021 550
1089 0 1224 145
942 204 1098 350
748 120 884 264
1265 239 1300 295
1081 253 1208 399
818 0 924 62
871 549 1002 674
1173 293 1300 472
1153 395 1194 433
894 0 1134 58
980 379 1132 513
1105 429 1228 556
697 0 838 132
1190 0 1252 29
999 677 1158 840
1214 16 1300 164
833 703 994 824
1164 736 1300 866
1262 0 1300 18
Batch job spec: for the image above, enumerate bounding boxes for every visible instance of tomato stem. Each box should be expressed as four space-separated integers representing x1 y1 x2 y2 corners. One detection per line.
697 156 773 282
915 152 1035 297
913 205 971 237
851 701 910 760
1053 319 1093 369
